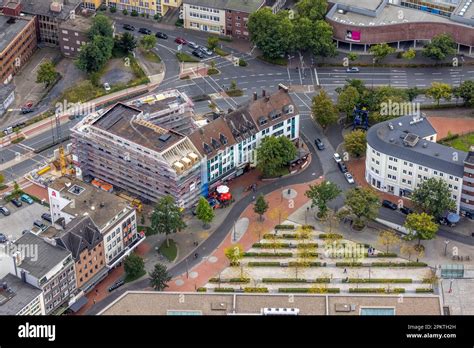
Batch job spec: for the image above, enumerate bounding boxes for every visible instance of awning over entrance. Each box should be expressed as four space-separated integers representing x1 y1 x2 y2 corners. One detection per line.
68 295 88 313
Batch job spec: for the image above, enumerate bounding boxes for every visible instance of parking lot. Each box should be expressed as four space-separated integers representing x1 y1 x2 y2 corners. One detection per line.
0 201 49 242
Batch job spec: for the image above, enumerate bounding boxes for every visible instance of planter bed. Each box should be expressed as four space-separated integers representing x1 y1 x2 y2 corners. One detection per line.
208 278 250 284
349 288 405 293
344 278 413 283
243 287 268 293
213 288 235 293
319 233 344 239
243 252 293 257
274 224 295 230
278 288 340 293
247 262 281 267
416 288 434 293
263 234 314 240
288 261 324 267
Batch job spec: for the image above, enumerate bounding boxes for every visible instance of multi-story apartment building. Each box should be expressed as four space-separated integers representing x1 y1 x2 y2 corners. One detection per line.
82 0 103 10
48 176 140 267
0 273 45 315
365 114 468 214
461 150 474 214
0 83 15 116
106 0 181 16
71 103 203 208
58 11 93 57
0 12 37 84
0 233 76 315
189 87 300 195
183 0 265 38
54 216 107 291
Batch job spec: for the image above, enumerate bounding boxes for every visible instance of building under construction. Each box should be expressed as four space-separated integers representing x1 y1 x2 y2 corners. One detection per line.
71 102 202 208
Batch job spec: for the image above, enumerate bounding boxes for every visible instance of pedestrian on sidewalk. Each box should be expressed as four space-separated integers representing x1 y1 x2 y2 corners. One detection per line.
93 299 96 305
343 268 347 274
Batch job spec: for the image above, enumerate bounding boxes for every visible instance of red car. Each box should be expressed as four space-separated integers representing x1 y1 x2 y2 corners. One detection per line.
23 101 33 108
175 37 187 45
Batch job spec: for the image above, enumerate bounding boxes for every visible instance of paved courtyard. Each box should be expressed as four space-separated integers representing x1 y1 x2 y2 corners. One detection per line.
0 202 49 241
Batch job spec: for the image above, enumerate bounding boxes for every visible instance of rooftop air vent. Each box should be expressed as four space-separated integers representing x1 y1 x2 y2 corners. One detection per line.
388 122 394 130
389 138 394 143
403 133 420 147
422 142 428 148
159 134 172 142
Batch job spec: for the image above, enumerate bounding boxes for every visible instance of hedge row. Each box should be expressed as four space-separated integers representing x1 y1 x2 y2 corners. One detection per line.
278 288 340 293
247 262 281 267
197 287 207 292
349 288 405 293
263 234 312 239
243 252 293 257
336 262 363 267
319 233 343 239
244 287 268 293
213 288 235 292
208 278 250 283
275 224 295 230
262 278 307 283
344 278 413 284
368 253 398 258
288 261 324 267
416 288 434 293
252 242 318 248
336 262 427 267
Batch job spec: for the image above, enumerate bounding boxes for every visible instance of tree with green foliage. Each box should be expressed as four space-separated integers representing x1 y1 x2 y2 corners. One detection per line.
426 82 452 106
347 52 358 62
295 0 328 21
402 48 416 60
406 87 421 102
116 32 137 53
377 230 401 254
36 60 57 87
311 89 338 129
411 178 456 218
76 35 113 73
337 86 360 119
224 244 244 266
254 194 269 221
455 80 474 107
344 187 380 229
195 196 215 228
207 36 219 50
422 33 456 60
305 180 341 219
344 129 367 157
369 43 396 62
151 195 187 247
309 20 337 58
124 253 145 280
256 135 297 178
88 14 114 39
404 212 438 248
140 34 157 51
13 181 20 194
0 172 4 185
149 263 172 291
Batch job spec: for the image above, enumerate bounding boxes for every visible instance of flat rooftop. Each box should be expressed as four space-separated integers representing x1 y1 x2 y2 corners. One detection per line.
59 13 93 32
332 0 384 12
0 273 42 315
184 0 265 13
0 15 32 53
49 176 131 229
131 93 186 116
21 0 81 20
367 115 468 177
99 291 442 315
92 103 184 153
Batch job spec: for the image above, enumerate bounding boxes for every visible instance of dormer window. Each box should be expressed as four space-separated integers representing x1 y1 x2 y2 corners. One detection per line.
258 116 268 126
269 110 281 120
283 104 294 114
219 133 228 145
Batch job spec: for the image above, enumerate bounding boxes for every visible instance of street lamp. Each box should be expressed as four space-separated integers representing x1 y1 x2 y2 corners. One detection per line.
232 220 237 242
448 278 454 293
185 258 189 279
305 206 309 225
372 57 376 89
444 240 450 256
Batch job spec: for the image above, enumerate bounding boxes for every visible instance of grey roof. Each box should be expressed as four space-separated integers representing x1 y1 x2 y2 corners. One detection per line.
184 0 265 12
0 82 15 102
0 14 32 53
20 0 81 21
55 216 103 260
367 115 468 177
14 232 71 279
0 273 42 315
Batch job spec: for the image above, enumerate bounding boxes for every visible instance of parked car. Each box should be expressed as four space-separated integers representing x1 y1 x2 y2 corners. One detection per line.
123 24 135 31
23 101 33 109
21 194 33 204
155 31 168 39
0 206 10 216
21 107 34 114
108 280 125 292
344 172 355 184
41 213 52 223
175 37 187 45
33 220 46 230
11 198 22 207
346 67 360 73
198 46 213 56
192 49 204 59
333 153 342 163
103 82 111 92
0 233 7 243
187 41 199 49
314 138 325 150
338 162 348 173
382 200 397 210
400 206 413 215
138 28 152 35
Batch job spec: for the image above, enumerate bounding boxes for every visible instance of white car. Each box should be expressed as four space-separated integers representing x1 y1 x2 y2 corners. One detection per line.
187 41 199 49
333 153 342 163
345 172 355 184
346 67 360 73
103 82 111 92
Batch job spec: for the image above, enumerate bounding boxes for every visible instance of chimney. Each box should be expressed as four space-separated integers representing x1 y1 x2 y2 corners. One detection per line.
262 89 266 98
2 282 7 290
253 92 258 101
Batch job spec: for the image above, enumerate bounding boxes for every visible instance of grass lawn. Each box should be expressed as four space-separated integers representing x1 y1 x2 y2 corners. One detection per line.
125 269 146 283
158 239 178 262
214 47 229 57
441 132 474 152
207 67 219 75
176 52 199 63
226 89 244 97
140 48 161 63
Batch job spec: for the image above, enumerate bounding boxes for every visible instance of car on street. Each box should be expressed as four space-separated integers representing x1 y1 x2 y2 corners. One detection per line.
21 107 34 114
109 280 125 292
192 49 204 59
23 101 33 109
338 162 348 173
198 46 213 56
382 200 397 210
155 31 168 39
41 213 52 223
346 67 360 73
187 41 199 49
0 206 10 216
314 138 325 150
0 233 7 243
400 206 413 215
175 37 187 45
123 24 135 31
333 153 342 163
103 82 111 92
344 172 355 184
11 198 22 207
21 194 34 204
138 28 152 35
33 220 46 230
